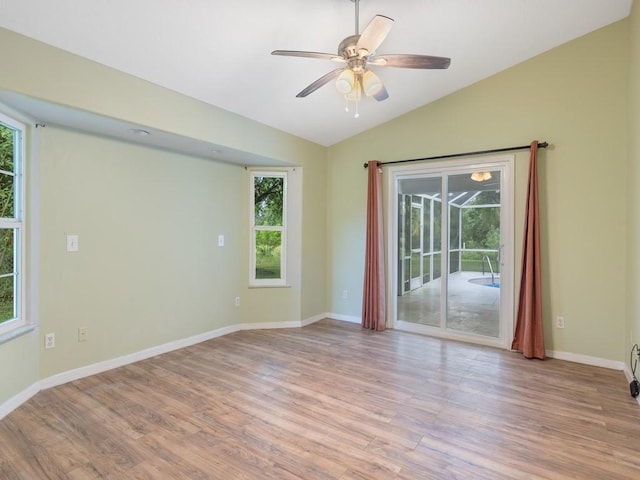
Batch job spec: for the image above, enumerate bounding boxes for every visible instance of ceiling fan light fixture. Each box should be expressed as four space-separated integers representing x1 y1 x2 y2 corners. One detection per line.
362 70 383 96
471 171 492 182
335 69 355 94
345 78 362 101
272 0 451 118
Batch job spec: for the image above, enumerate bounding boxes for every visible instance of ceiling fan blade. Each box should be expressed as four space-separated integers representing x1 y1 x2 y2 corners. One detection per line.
296 68 345 97
370 54 451 69
271 50 345 63
356 15 394 54
373 85 389 102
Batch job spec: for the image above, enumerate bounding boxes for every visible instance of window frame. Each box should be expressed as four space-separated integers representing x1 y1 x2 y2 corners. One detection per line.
0 112 26 336
250 170 288 287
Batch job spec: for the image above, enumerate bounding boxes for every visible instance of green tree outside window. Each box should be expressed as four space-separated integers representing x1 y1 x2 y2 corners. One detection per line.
253 175 286 282
0 124 16 322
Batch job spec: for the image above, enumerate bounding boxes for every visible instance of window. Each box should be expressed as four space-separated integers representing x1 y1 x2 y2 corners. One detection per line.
0 113 25 334
250 171 287 286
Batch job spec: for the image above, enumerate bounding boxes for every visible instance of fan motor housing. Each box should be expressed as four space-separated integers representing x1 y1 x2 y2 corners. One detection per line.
338 35 361 59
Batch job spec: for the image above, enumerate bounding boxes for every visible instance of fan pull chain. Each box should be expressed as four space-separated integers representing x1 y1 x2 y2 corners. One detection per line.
344 97 360 118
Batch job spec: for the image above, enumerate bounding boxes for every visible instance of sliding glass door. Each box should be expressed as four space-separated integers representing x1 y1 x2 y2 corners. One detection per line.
392 158 513 348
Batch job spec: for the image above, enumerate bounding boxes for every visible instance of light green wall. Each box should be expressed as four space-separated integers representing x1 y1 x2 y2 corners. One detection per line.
301 159 328 319
327 20 629 361
627 2 640 354
0 26 327 405
38 126 247 376
0 331 39 403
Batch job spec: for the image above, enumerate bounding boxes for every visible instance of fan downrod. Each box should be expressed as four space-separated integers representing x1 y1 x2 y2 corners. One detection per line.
351 0 360 35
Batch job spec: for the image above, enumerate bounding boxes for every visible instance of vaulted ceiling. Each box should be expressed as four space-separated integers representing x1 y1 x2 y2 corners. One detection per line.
0 0 633 148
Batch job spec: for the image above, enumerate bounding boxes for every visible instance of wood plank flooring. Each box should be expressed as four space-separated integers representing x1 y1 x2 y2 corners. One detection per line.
1 319 639 479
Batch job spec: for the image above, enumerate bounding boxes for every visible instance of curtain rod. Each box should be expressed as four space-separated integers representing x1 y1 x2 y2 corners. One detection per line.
363 141 548 169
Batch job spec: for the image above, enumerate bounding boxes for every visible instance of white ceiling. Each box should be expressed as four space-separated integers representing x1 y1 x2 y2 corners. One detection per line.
0 0 633 152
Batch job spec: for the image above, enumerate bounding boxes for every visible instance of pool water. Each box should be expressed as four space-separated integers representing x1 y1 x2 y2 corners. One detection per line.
468 277 500 288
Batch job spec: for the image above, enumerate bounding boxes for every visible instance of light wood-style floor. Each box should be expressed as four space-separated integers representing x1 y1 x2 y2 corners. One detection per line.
1 319 639 479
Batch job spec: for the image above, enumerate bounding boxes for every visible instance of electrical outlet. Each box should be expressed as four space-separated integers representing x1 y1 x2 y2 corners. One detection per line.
556 316 565 329
343 290 348 299
78 327 88 342
44 333 55 349
235 296 240 307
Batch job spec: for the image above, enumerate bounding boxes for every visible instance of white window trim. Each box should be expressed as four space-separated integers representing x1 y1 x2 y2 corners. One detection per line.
0 112 26 338
250 170 288 287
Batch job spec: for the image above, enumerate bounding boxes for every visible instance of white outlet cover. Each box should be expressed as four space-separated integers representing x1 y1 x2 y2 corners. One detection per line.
218 234 225 247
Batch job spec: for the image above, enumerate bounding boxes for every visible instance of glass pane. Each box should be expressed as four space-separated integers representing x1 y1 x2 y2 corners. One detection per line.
461 250 482 272
411 252 420 279
410 204 421 250
397 195 404 293
422 199 431 254
432 253 442 280
447 172 500 338
422 254 430 283
433 200 442 251
403 258 410 291
397 195 403 254
255 230 282 279
0 124 15 219
467 189 500 206
449 251 460 274
449 206 460 249
462 206 500 250
397 176 442 327
254 176 284 226
403 196 411 257
0 229 14 276
0 275 15 323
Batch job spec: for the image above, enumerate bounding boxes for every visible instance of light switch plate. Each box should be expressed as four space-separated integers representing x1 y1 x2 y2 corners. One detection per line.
66 234 79 252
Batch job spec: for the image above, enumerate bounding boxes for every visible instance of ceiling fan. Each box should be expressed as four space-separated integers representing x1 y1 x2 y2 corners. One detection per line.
271 0 451 115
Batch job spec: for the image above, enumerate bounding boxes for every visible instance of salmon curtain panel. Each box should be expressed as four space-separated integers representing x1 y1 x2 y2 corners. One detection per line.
511 141 545 359
362 160 386 331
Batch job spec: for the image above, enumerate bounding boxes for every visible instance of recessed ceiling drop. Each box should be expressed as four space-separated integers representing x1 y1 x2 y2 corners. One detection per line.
128 128 150 136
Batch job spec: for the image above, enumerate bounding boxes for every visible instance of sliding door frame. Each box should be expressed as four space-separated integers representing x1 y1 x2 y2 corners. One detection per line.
386 155 515 349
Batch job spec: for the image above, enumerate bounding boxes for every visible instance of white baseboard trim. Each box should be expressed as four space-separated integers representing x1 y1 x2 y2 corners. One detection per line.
0 382 40 420
40 324 241 391
240 313 327 331
546 349 625 371
240 320 302 330
327 313 361 324
1 314 332 419
301 313 327 327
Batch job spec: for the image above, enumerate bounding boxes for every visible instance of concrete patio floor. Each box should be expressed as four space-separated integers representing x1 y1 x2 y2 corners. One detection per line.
396 271 500 337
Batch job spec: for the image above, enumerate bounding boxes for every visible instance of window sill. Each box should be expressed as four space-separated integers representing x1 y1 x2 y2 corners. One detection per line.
0 324 37 347
248 284 292 289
